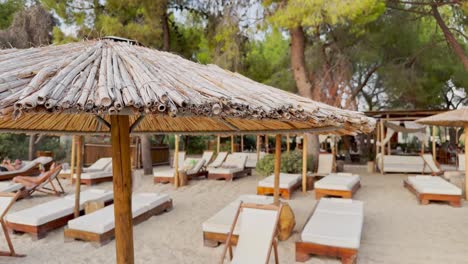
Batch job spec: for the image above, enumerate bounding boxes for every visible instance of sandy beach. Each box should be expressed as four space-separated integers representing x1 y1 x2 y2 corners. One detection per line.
2 165 468 264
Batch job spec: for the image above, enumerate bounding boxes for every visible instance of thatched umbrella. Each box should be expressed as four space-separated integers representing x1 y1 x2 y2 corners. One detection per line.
0 37 375 263
417 108 468 199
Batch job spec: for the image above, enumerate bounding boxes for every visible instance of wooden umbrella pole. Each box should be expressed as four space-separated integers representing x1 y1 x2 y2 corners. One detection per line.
69 136 76 184
73 135 82 218
110 115 134 264
302 134 308 193
216 135 220 153
465 125 468 200
174 135 180 188
274 134 282 205
432 126 436 159
231 135 235 153
256 135 260 161
380 119 385 175
286 134 290 153
240 135 244 152
265 135 269 153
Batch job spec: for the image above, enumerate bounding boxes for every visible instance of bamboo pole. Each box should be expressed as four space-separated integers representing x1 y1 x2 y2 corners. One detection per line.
240 135 244 152
302 134 308 193
256 135 260 161
465 125 468 200
274 134 282 205
375 122 380 171
110 115 134 264
217 135 220 153
69 136 76 184
432 126 437 159
386 114 391 155
231 135 235 153
174 135 180 188
380 119 385 175
73 135 82 218
286 134 290 153
265 135 269 153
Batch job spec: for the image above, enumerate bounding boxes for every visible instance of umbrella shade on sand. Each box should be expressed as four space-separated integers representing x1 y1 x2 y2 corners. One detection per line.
417 108 468 199
0 37 375 263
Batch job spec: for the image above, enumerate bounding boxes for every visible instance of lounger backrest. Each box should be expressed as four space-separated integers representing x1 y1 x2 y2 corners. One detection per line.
210 152 228 167
223 154 247 169
201 151 214 165
87 158 112 171
421 154 441 173
317 154 334 174
459 154 466 171
231 206 279 264
31 156 54 166
188 159 206 174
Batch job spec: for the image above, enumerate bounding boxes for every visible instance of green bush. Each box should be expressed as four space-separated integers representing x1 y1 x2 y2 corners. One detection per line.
256 151 303 177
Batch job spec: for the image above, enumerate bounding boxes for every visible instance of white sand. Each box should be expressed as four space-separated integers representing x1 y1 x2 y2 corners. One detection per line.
2 165 468 263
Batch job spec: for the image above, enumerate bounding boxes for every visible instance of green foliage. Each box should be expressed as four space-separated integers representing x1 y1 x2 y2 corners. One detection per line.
0 134 64 161
0 0 24 29
256 151 303 177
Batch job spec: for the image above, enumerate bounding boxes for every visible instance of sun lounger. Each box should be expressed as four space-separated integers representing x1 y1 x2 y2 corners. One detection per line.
421 154 444 176
19 164 64 197
0 192 25 257
220 202 282 264
404 175 462 207
208 154 250 181
376 154 431 173
60 157 112 177
313 153 335 177
202 195 274 247
208 152 228 168
257 173 301 199
5 189 113 239
153 158 207 184
73 165 113 186
201 151 214 166
64 193 172 246
296 198 364 263
0 156 54 181
0 183 24 193
314 173 361 199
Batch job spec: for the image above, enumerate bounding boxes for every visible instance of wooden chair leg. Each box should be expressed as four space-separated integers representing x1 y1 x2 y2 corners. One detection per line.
228 244 233 260
0 221 24 257
273 239 279 264
56 178 65 194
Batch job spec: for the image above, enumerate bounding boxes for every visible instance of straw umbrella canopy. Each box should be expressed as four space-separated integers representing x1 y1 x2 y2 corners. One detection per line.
416 108 468 199
0 37 375 263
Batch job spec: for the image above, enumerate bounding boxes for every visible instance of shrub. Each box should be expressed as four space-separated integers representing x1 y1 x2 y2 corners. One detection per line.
256 151 304 177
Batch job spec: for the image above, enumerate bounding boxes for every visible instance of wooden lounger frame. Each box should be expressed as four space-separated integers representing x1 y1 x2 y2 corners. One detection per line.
64 199 173 246
403 180 461 207
72 176 113 186
0 192 25 258
6 200 113 240
153 171 208 184
256 180 302 200
295 202 358 264
315 182 361 199
208 168 252 181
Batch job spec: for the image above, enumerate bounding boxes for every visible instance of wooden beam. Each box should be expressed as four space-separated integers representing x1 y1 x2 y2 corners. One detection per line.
129 115 145 133
231 135 235 153
110 115 134 264
240 134 244 152
256 135 260 161
274 134 282 205
302 134 308 193
74 135 82 218
69 136 76 184
174 135 180 188
265 135 269 153
286 134 290 153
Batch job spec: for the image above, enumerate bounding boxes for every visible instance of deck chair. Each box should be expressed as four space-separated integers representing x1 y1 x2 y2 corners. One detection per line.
208 152 228 168
313 153 335 177
220 202 282 264
201 151 215 167
19 165 64 198
0 192 25 257
421 154 443 176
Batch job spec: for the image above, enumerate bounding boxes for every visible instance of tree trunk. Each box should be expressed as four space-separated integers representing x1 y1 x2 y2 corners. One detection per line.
290 27 313 98
432 5 468 71
162 10 170 51
306 134 320 171
140 135 153 175
28 134 37 160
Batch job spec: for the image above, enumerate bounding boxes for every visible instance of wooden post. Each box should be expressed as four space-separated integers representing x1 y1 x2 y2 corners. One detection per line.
386 114 391 155
216 135 220 153
240 135 244 152
302 134 308 193
110 115 134 264
286 134 290 153
256 135 260 161
69 136 76 184
265 135 269 153
174 135 180 188
231 135 235 153
380 119 385 175
432 126 437 159
74 135 82 218
465 125 468 200
274 134 282 205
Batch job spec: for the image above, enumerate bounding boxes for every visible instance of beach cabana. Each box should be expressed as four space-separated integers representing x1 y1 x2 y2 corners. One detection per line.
417 108 468 199
0 37 374 263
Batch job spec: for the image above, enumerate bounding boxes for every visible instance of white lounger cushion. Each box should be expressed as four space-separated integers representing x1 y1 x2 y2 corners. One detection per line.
76 171 113 180
67 193 170 234
154 159 206 178
421 154 442 173
315 175 360 191
62 158 112 174
6 189 113 226
0 182 23 193
208 154 247 175
301 198 364 249
208 152 228 168
258 173 301 189
202 195 274 235
407 176 461 195
316 154 334 175
208 167 243 174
